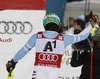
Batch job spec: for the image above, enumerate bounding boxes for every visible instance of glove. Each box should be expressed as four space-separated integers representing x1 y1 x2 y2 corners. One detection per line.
89 14 99 27
6 59 17 72
94 14 99 23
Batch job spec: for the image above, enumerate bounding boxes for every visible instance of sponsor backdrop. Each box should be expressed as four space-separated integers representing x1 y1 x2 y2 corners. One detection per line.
0 10 45 79
0 10 82 79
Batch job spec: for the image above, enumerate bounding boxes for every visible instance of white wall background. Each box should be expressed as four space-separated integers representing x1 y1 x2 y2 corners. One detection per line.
0 10 81 79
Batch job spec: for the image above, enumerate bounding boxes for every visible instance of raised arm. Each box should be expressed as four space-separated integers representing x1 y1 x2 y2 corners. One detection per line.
64 22 92 48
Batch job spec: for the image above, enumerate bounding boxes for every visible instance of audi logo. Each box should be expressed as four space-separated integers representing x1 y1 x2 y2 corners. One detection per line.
0 21 33 34
39 53 58 62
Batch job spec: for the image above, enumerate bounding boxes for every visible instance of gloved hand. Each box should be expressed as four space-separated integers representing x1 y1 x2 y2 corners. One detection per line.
89 14 99 27
94 14 99 23
6 59 17 72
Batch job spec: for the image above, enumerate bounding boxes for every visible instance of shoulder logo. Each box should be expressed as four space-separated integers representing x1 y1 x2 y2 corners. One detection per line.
38 34 42 38
59 36 62 40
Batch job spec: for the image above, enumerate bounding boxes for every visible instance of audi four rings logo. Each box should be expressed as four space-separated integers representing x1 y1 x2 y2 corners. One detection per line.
39 53 58 62
0 21 33 34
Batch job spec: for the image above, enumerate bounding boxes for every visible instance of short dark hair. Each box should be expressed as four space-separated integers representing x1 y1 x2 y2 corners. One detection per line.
74 19 85 30
67 17 74 22
69 17 74 21
44 23 59 32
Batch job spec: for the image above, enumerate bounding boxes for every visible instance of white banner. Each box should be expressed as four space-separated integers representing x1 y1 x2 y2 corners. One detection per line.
0 10 81 79
59 45 82 79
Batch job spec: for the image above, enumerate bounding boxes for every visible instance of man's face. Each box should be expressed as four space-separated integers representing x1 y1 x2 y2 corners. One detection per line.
97 41 100 48
74 22 82 30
